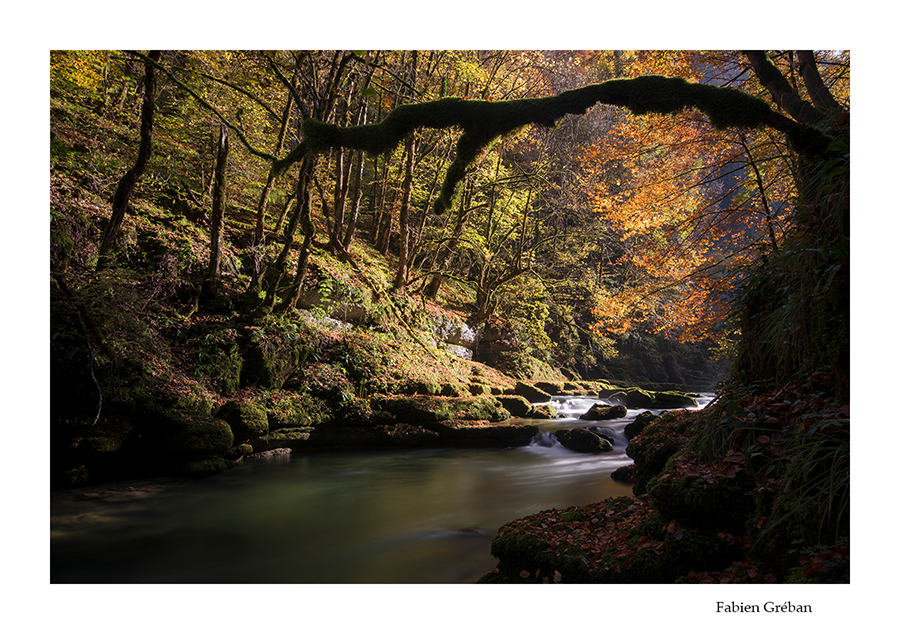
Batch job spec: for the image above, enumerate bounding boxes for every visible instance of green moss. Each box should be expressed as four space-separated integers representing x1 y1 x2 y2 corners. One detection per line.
224 443 254 460
84 436 123 453
151 408 235 455
190 329 243 394
648 470 755 532
216 400 269 442
241 316 314 389
495 395 532 417
184 456 233 478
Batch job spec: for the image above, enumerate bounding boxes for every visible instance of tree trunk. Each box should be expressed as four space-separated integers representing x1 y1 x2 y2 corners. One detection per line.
796 51 845 114
424 181 474 298
279 171 317 312
393 134 417 291
206 123 230 296
97 50 161 269
743 50 825 126
342 151 366 249
738 133 779 254
253 65 298 247
261 158 315 312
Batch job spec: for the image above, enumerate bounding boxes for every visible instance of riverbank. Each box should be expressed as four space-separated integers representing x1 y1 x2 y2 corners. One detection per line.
479 378 849 583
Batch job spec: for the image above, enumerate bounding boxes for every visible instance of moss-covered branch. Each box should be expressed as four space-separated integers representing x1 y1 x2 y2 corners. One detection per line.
274 75 833 214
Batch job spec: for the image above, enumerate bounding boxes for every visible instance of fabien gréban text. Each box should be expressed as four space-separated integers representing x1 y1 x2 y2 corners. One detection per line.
717 602 812 613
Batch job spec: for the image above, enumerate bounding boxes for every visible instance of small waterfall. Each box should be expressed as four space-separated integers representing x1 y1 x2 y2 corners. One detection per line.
549 396 603 420
529 431 559 448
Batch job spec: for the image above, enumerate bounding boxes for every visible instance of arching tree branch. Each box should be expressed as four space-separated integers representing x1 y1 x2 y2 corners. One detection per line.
273 73 834 215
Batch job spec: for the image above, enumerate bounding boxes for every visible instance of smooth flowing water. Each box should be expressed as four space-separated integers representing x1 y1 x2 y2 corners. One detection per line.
50 394 713 583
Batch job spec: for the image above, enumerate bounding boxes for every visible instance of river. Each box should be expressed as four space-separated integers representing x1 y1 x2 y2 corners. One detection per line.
50 394 713 583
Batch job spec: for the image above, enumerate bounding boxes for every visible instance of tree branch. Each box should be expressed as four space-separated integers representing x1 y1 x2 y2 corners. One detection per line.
274 73 834 214
796 51 845 114
124 50 276 162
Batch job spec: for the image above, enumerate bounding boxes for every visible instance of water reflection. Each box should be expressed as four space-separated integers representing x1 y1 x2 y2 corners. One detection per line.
52 445 631 583
51 394 713 583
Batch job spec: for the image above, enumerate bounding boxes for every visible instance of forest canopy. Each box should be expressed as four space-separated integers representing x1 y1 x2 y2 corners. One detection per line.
50 49 849 392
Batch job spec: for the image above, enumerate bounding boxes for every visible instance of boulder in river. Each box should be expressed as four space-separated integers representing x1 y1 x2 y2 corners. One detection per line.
580 403 628 421
529 403 558 419
555 428 613 453
650 391 698 408
496 395 533 417
624 411 659 440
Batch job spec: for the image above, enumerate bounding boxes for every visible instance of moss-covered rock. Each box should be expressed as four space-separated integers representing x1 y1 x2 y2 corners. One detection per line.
468 382 487 395
241 317 314 389
224 443 254 460
308 423 441 448
611 463 635 483
513 382 552 403
529 403 557 419
580 403 628 421
495 395 533 417
419 420 539 447
626 410 698 495
216 400 269 443
440 383 467 397
183 456 234 477
533 381 564 395
263 391 330 430
555 428 613 453
651 391 698 409
624 411 658 440
609 388 655 409
189 328 243 394
647 452 756 532
250 427 315 452
372 394 510 424
148 408 235 456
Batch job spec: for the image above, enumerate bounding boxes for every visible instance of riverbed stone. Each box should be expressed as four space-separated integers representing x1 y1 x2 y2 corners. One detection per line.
371 394 510 424
529 403 558 419
513 382 552 403
555 428 613 453
624 411 658 440
420 420 540 447
650 391 698 408
496 395 533 417
580 403 628 421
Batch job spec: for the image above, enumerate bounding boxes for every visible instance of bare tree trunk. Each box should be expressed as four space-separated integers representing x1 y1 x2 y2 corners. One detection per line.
796 51 845 114
206 123 230 296
97 50 161 269
253 64 298 247
425 181 474 298
342 151 366 249
279 170 317 313
393 134 416 291
739 133 779 254
743 50 825 126
261 158 315 312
